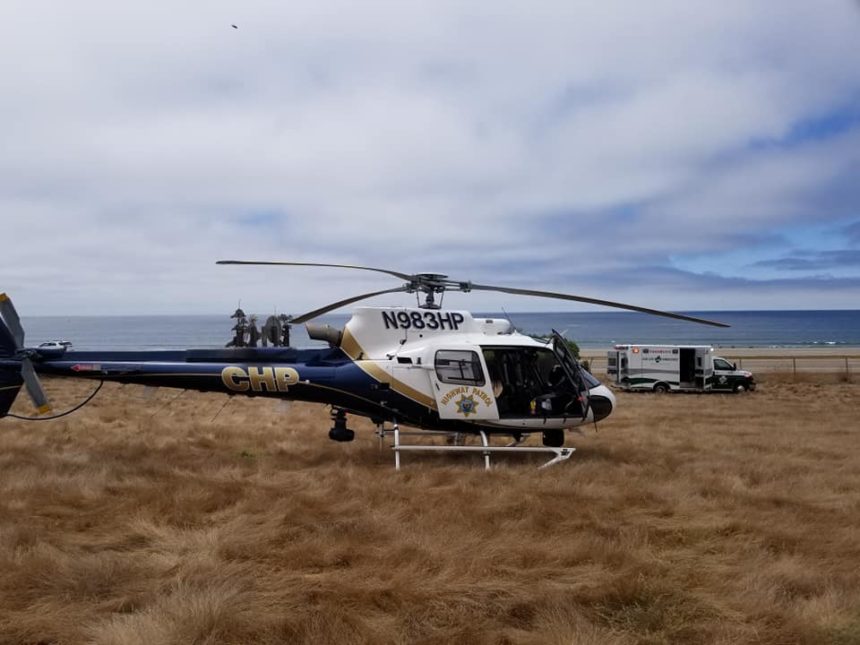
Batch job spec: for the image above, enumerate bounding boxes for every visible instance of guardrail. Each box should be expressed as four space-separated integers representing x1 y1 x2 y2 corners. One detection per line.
722 355 859 375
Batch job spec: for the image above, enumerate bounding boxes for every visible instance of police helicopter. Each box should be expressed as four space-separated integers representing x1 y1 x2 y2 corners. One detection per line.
0 263 728 468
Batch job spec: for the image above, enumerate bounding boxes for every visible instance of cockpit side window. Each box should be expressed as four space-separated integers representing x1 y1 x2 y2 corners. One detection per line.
434 350 486 386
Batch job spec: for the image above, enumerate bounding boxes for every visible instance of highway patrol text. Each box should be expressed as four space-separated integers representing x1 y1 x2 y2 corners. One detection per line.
440 386 493 407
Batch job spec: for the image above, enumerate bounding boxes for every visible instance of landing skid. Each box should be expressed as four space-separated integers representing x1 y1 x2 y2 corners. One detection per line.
375 423 575 470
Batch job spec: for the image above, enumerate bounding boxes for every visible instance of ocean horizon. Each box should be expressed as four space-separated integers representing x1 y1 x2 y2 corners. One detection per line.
19 309 860 351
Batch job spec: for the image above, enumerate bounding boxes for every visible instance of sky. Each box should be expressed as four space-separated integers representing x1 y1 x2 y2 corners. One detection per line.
2 1 860 316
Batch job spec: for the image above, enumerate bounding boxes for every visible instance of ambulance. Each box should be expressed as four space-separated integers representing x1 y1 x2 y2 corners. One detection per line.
606 345 755 393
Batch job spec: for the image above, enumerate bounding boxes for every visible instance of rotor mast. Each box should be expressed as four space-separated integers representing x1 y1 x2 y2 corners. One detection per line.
406 273 472 310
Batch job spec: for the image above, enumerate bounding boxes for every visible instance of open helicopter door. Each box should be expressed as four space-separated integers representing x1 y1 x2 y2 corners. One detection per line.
430 349 499 420
551 330 590 421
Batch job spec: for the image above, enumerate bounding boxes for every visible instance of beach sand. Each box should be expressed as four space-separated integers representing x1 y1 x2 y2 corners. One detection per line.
1 373 859 643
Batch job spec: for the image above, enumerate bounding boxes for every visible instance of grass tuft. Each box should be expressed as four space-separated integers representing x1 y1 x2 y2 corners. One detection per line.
1 377 859 643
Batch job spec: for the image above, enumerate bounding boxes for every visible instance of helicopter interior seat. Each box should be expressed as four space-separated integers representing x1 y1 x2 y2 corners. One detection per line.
493 357 514 415
549 364 581 415
504 351 544 417
560 388 584 417
529 355 584 417
484 347 582 418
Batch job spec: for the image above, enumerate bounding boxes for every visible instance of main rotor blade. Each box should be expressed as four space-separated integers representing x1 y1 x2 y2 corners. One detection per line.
21 358 51 414
291 287 410 324
469 283 730 328
216 260 413 282
0 293 24 347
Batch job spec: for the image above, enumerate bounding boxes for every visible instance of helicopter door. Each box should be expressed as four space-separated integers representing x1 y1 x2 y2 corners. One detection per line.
431 349 498 420
551 330 590 420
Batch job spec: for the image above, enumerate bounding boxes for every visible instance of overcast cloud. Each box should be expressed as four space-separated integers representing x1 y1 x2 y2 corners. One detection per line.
2 0 860 315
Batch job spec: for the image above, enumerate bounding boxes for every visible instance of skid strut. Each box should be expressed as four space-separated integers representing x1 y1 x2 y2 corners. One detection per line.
376 423 575 471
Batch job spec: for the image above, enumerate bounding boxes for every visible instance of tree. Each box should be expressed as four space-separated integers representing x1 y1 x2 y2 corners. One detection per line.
526 333 580 358
524 333 591 370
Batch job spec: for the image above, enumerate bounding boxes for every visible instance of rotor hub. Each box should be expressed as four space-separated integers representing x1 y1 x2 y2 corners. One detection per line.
404 274 474 309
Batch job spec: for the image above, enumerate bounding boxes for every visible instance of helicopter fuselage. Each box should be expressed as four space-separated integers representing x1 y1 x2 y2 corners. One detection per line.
11 307 615 435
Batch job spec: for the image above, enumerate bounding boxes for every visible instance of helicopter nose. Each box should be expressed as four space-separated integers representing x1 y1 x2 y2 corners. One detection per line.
588 384 615 422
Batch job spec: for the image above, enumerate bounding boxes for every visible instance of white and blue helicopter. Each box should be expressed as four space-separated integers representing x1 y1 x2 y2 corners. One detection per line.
0 262 728 468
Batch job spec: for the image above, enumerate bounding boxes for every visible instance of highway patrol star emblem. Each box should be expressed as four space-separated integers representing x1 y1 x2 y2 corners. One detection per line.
455 394 479 417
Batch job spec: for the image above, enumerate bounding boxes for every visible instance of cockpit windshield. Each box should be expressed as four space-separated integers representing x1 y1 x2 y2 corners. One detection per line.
580 369 600 388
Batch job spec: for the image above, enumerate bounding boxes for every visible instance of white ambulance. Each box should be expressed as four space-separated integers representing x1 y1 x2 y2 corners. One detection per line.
606 345 755 393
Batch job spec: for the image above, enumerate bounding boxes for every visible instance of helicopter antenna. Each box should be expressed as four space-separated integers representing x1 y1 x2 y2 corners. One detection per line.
500 307 517 333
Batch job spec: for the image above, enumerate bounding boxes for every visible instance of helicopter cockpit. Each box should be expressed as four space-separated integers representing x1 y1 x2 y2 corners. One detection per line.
481 345 595 419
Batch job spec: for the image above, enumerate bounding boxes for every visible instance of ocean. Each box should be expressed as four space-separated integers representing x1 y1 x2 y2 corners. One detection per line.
19 310 860 351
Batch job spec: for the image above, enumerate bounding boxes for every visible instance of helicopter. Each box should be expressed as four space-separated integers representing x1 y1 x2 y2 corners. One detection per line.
0 263 728 468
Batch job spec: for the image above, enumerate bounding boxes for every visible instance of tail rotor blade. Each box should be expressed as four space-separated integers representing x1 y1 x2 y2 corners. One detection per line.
0 293 25 347
20 358 51 415
0 293 52 416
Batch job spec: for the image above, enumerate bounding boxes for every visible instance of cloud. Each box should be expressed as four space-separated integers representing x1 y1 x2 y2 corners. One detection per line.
2 1 860 314
843 220 860 244
752 250 860 271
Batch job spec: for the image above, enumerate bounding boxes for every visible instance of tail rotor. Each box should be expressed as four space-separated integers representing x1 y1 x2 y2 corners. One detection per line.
0 293 51 417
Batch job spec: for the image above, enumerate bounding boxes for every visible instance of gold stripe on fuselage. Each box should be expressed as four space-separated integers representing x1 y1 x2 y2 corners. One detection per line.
340 328 437 410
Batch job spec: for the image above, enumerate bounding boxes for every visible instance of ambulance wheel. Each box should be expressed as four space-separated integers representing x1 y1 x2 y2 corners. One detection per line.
542 430 564 447
653 383 670 394
734 383 748 393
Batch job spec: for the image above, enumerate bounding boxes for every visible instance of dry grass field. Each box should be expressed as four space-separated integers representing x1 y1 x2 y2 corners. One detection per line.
1 374 859 645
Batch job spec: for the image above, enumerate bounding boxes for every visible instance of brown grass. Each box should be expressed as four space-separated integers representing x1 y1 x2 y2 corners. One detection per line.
1 375 859 644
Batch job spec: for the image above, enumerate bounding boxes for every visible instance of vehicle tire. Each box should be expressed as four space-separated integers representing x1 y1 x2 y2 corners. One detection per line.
734 383 748 393
653 383 670 394
542 430 564 447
